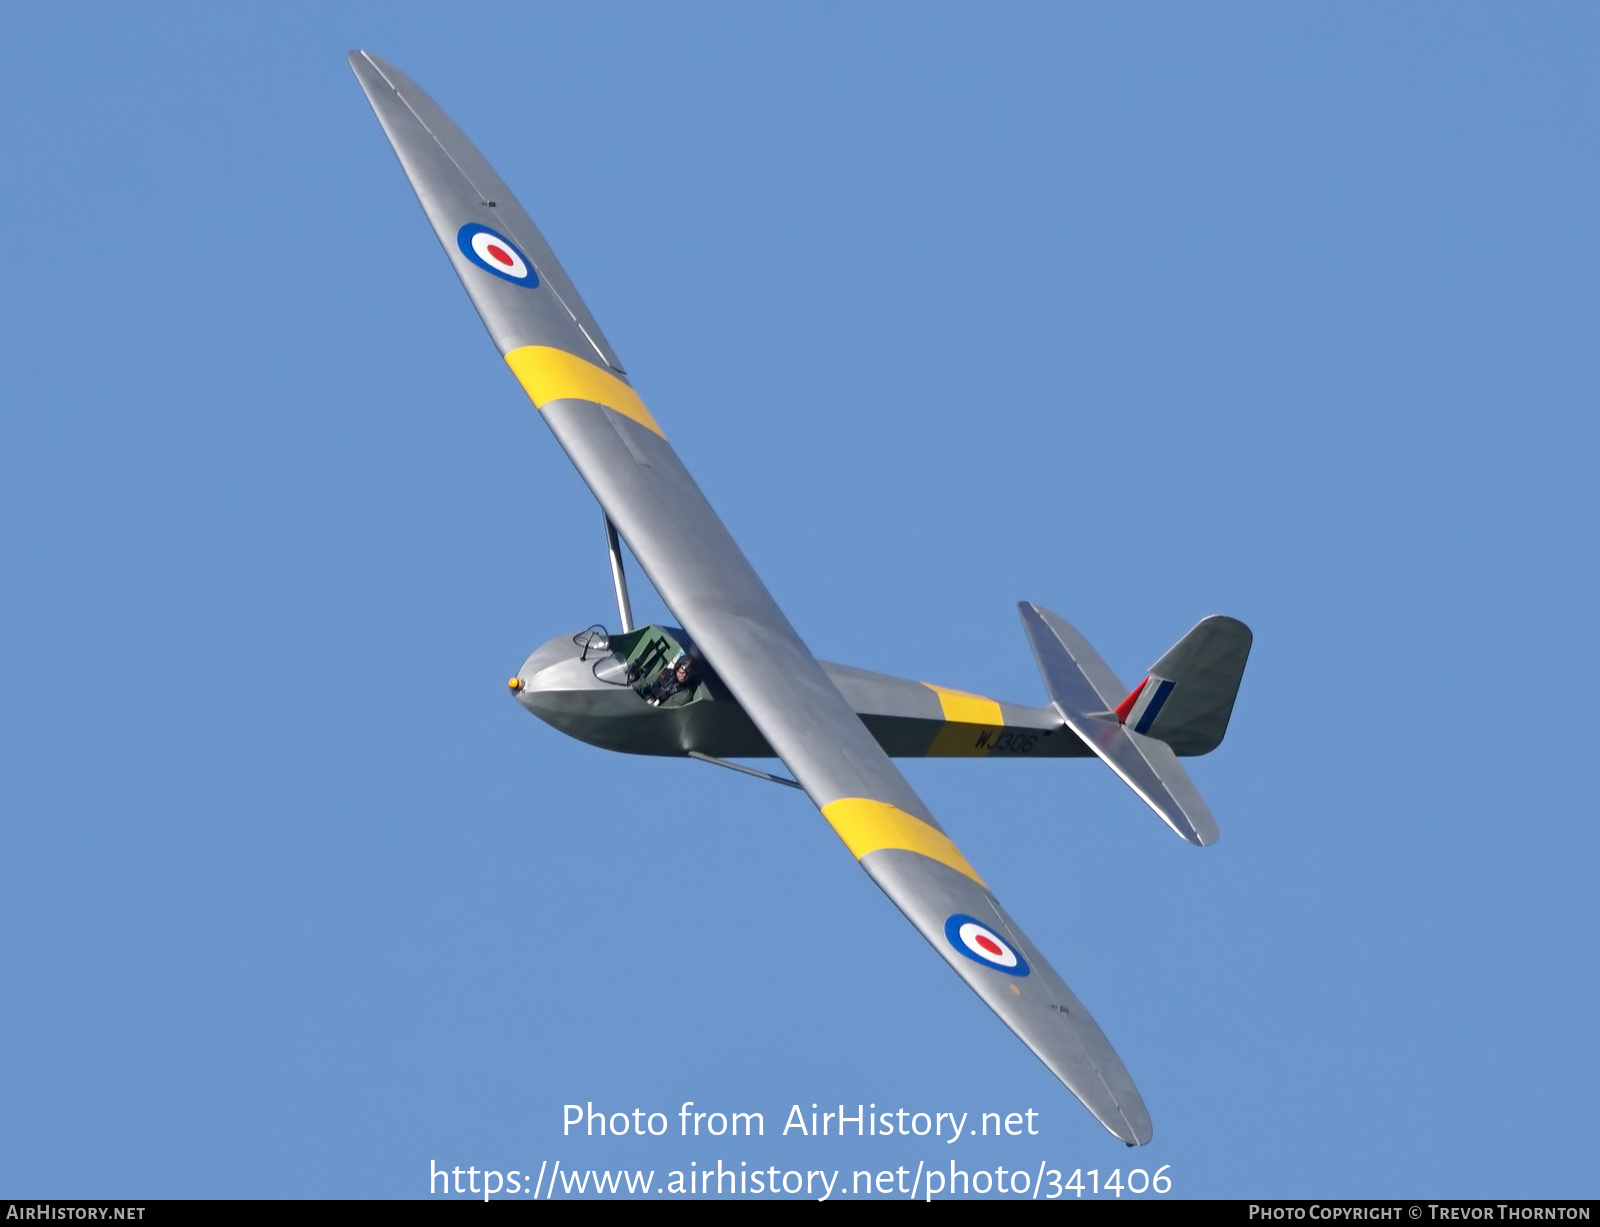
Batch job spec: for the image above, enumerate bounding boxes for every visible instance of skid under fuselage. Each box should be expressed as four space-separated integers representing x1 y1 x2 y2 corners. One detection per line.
512 626 1094 760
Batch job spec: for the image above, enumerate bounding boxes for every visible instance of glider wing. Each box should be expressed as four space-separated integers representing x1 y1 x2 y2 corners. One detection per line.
350 51 1151 1144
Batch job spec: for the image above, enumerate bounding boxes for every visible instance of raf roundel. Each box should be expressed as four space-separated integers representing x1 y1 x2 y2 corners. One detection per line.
457 223 539 287
944 914 1030 977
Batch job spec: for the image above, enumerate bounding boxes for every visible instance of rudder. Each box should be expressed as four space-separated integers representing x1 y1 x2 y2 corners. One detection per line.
1116 616 1251 756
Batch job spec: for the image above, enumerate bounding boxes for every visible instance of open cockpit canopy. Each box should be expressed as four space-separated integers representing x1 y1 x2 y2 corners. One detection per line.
575 624 708 708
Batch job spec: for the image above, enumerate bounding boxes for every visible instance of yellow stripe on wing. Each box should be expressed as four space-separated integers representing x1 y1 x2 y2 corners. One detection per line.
821 797 985 885
505 345 664 437
922 683 1005 757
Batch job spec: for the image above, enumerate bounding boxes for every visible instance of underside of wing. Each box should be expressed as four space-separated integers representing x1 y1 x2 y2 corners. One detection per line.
351 51 1152 1143
841 824 1152 1144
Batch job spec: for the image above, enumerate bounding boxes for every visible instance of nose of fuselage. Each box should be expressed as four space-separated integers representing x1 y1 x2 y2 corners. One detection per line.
508 631 618 715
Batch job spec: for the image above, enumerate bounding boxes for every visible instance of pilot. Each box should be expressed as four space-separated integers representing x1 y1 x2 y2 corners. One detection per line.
647 655 697 707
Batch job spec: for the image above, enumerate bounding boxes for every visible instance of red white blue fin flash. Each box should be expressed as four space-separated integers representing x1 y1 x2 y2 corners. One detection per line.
1116 675 1176 734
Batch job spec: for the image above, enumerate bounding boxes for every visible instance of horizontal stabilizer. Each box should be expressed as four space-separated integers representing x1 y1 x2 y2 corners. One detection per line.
1019 603 1219 847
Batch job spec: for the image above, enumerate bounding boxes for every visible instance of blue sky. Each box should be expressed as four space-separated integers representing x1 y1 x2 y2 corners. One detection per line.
1 2 1595 1199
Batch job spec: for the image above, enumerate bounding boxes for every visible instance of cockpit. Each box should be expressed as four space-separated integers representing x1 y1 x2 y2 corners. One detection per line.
573 624 708 708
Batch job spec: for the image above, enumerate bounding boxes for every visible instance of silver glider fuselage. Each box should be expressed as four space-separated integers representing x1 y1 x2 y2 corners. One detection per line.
514 626 1089 760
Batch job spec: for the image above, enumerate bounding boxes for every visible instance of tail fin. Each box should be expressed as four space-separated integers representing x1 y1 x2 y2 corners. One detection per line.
1019 603 1220 847
1116 616 1252 755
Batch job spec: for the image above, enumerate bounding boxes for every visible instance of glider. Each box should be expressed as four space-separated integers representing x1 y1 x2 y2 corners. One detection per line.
349 52 1251 1146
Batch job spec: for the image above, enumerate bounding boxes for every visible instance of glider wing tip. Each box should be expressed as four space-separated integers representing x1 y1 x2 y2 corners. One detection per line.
1181 818 1218 847
346 49 381 81
1119 1109 1154 1147
1099 1106 1152 1146
346 49 394 78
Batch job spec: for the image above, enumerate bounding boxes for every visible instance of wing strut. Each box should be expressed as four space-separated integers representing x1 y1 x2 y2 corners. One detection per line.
604 515 634 633
688 751 803 790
